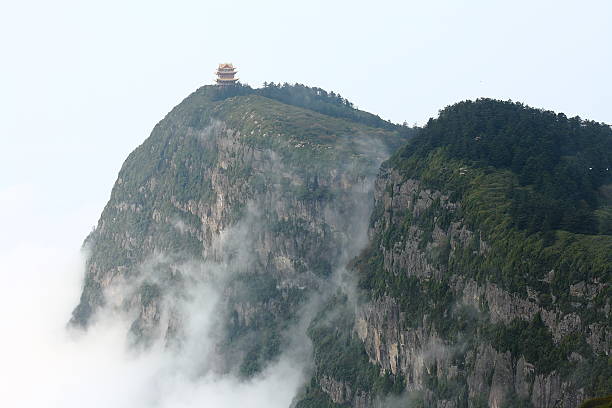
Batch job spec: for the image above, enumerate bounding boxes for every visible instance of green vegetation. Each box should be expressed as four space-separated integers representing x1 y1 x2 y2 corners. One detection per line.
394 98 612 235
295 381 343 408
578 395 612 408
353 99 611 402
378 138 612 301
222 274 307 378
486 314 564 374
213 93 407 174
210 82 415 133
422 362 468 403
360 98 612 304
297 294 405 406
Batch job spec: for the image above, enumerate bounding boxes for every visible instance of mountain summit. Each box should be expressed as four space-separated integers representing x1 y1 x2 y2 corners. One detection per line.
72 88 610 407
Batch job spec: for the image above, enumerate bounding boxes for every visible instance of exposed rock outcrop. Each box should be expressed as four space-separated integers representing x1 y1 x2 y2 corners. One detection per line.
351 165 610 407
71 87 405 376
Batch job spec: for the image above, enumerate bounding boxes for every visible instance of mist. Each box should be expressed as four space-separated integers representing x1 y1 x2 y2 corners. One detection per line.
0 223 304 408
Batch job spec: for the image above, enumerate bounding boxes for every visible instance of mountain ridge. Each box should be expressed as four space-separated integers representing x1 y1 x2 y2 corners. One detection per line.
71 86 611 407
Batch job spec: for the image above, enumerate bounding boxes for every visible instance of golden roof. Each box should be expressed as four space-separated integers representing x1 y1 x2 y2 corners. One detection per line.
215 63 238 84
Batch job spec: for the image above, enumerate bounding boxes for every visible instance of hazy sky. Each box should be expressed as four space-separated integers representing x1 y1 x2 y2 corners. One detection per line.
1 0 611 247
0 1 611 406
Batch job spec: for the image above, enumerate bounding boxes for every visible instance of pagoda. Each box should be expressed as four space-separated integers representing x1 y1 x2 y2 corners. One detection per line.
216 63 239 86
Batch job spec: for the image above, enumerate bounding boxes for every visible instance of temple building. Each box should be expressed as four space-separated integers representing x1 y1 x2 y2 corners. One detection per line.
216 63 238 86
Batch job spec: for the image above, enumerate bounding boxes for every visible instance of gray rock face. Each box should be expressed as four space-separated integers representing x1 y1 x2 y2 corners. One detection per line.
350 168 610 408
71 88 403 375
371 170 469 282
320 376 354 404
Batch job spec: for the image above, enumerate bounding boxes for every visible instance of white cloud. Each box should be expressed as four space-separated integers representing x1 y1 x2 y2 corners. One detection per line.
0 240 303 408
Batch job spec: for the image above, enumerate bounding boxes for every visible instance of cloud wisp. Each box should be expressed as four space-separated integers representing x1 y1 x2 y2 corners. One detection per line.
0 237 304 408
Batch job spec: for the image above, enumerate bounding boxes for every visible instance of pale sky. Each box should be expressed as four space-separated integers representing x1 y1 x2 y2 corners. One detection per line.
1 0 611 255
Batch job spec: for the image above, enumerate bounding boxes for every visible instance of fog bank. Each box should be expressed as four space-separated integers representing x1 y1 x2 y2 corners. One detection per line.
0 224 303 408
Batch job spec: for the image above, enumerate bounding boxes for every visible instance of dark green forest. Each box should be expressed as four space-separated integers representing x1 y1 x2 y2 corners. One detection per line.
352 98 612 403
393 99 612 236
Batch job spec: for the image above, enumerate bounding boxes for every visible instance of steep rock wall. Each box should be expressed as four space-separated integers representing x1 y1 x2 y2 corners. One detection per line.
71 88 404 375
348 166 610 408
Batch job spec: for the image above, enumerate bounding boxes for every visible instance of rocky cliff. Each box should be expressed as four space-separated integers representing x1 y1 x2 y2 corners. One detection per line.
71 85 409 376
338 100 611 407
72 90 610 407
351 168 608 407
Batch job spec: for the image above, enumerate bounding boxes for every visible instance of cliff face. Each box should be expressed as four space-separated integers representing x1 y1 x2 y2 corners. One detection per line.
72 91 610 407
352 169 607 408
335 100 611 408
71 85 407 375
